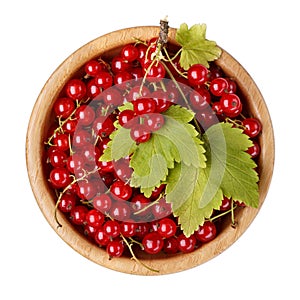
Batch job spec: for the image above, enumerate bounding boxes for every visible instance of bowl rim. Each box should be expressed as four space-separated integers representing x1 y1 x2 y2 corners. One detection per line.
26 26 275 275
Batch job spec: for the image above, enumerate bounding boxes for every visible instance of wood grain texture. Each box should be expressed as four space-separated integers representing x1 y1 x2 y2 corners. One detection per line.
26 26 275 275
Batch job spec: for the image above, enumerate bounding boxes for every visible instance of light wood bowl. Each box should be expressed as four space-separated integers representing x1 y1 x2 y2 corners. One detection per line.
26 26 275 275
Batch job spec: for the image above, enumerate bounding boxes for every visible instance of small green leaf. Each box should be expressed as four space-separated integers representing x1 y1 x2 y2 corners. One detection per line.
176 23 222 69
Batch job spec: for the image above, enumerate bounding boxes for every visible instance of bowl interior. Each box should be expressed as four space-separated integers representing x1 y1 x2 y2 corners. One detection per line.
26 26 274 275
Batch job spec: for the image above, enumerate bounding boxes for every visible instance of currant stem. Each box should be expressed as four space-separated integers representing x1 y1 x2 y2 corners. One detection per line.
160 60 202 134
105 214 159 273
231 199 237 228
46 100 81 145
121 234 159 273
157 17 169 48
133 194 164 215
139 57 157 95
209 204 237 223
162 47 187 79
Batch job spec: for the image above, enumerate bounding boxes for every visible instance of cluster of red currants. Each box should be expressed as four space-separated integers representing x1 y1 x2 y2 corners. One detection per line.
45 38 262 259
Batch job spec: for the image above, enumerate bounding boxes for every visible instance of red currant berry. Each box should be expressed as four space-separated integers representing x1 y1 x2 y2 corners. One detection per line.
121 44 139 62
126 85 150 102
247 141 260 158
93 194 112 213
163 236 178 254
80 143 101 166
48 149 67 168
151 90 172 113
84 59 104 77
142 232 164 254
70 205 89 225
72 129 93 148
129 66 143 80
86 78 101 98
97 159 114 173
109 201 132 220
150 184 166 200
133 98 157 115
134 223 151 240
196 108 218 129
98 137 110 154
209 63 224 80
177 234 197 253
226 78 237 93
84 224 98 238
163 237 179 254
110 180 133 201
157 218 177 238
118 109 136 128
211 101 223 115
106 240 125 258
58 193 77 213
53 97 75 119
187 64 208 86
65 79 86 100
130 124 151 143
145 113 165 131
111 55 130 73
189 89 210 111
93 116 115 138
114 71 133 88
113 159 133 181
136 43 148 63
49 167 71 189
103 220 121 238
219 197 231 211
77 181 97 200
101 89 123 107
66 154 85 174
242 118 262 138
131 194 151 217
143 60 165 81
147 37 158 55
151 197 172 219
52 133 69 151
120 222 138 238
62 118 78 134
209 77 229 96
220 93 242 118
194 221 217 243
85 209 105 228
75 105 95 126
94 72 113 89
94 227 110 246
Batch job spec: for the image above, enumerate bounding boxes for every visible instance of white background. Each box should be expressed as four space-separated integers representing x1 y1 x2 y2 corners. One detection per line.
1 0 299 299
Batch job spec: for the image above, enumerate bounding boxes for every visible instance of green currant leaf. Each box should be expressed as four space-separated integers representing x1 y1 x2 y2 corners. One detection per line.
176 23 222 69
167 162 223 237
166 122 259 237
204 122 259 208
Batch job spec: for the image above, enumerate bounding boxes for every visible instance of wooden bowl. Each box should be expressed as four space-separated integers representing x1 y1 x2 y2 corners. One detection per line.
26 26 275 275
